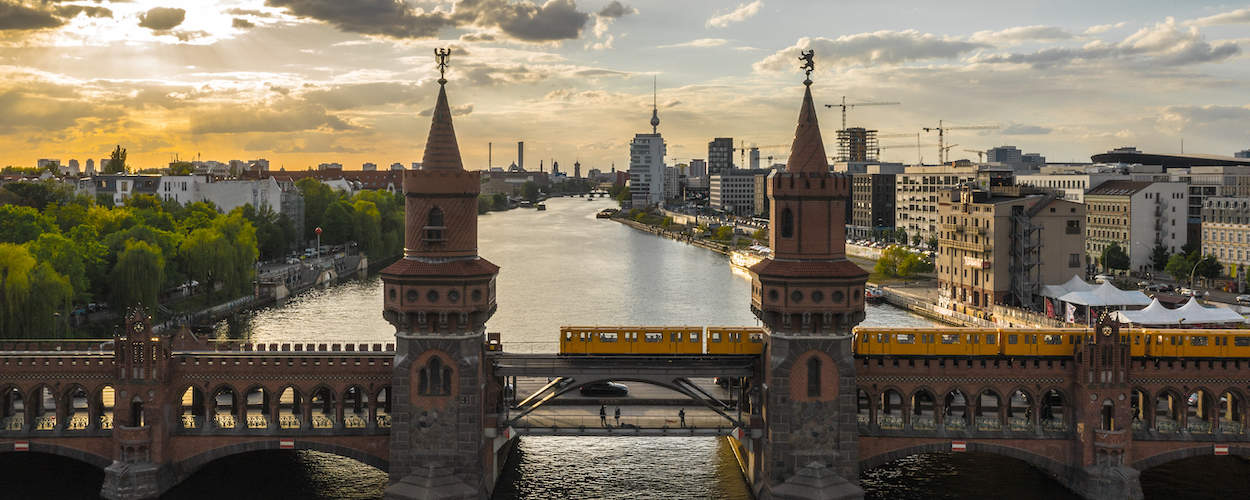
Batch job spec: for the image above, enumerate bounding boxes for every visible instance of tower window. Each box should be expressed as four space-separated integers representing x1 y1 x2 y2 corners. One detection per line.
806 357 821 398
781 207 794 238
418 356 454 396
424 207 446 242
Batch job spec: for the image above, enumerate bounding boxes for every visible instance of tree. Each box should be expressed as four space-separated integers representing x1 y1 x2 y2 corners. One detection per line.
752 228 768 245
0 243 36 336
875 246 931 278
180 228 231 305
893 229 908 244
2 180 74 209
1101 242 1130 272
211 212 259 297
103 145 127 174
1150 244 1170 271
1164 253 1193 282
28 233 89 302
520 181 539 202
1196 255 1222 280
321 201 354 246
351 200 383 259
297 178 337 241
0 205 55 244
110 240 164 312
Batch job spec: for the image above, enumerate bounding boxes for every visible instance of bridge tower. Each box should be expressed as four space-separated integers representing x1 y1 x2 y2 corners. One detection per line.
1070 318 1143 499
380 49 505 499
746 53 868 499
100 307 173 500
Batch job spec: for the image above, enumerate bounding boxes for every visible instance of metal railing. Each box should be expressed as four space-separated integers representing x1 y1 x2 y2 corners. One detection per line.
511 414 734 431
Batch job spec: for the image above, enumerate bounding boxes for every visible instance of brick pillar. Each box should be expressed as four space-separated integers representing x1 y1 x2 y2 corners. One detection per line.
1068 319 1143 500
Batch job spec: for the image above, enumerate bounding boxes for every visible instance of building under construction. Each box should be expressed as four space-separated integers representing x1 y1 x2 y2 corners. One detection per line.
836 127 879 162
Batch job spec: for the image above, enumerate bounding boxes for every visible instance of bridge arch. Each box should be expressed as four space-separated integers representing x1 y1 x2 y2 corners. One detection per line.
860 441 1070 478
170 439 389 487
0 442 112 469
1133 445 1250 471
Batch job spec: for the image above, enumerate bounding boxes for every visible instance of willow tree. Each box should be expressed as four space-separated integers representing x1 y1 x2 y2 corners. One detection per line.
110 240 165 312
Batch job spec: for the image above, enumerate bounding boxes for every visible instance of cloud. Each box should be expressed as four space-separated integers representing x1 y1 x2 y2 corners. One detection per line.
1000 123 1052 135
0 1 67 31
418 103 473 116
191 100 353 134
597 1 635 18
1083 22 1126 35
1159 104 1250 125
460 31 496 42
969 25 1072 45
971 18 1240 68
0 86 107 133
225 8 276 18
266 0 592 42
658 38 728 49
707 0 762 28
302 82 426 110
754 32 987 72
138 7 186 31
1188 8 1250 26
232 18 255 29
55 5 113 19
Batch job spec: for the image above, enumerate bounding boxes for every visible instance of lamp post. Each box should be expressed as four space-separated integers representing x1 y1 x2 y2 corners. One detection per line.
315 227 322 262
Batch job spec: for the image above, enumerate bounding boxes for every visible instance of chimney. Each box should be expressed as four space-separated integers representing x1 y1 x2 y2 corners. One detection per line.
518 141 524 171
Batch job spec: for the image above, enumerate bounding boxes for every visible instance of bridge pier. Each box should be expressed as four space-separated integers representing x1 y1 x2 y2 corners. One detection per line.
100 461 164 500
1068 464 1143 500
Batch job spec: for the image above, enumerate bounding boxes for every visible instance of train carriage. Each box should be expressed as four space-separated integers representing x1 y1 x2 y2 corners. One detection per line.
705 327 766 355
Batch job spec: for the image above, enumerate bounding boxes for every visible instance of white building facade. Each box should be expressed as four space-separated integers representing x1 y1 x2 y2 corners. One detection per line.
629 132 666 207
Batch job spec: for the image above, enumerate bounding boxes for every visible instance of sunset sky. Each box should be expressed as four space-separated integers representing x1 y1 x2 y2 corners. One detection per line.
1 0 1248 171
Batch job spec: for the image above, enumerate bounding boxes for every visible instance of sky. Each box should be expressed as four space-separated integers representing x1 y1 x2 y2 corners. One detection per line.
1 0 1249 171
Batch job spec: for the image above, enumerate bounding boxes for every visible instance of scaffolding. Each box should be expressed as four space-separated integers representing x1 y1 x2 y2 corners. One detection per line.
836 128 878 162
1007 193 1054 311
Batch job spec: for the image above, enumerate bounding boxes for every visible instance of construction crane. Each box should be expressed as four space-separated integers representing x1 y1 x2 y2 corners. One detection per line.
823 96 900 132
734 143 789 167
965 149 986 162
877 143 938 165
921 120 999 164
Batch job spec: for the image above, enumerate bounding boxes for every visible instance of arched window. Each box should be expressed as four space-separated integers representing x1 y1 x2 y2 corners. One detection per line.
418 356 452 396
781 208 794 239
424 207 445 242
806 356 820 398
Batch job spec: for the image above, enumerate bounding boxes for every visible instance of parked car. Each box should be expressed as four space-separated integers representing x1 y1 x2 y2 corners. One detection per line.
1094 274 1114 283
579 381 629 397
1179 288 1206 297
1236 295 1250 305
1144 284 1172 293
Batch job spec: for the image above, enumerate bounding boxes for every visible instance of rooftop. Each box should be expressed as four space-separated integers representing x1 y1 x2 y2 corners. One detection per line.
1085 180 1155 196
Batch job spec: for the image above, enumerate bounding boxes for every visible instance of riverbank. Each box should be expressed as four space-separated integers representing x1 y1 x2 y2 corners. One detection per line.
612 216 734 255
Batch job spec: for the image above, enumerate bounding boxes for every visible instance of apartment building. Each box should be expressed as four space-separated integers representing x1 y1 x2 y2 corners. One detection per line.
1084 180 1188 273
1201 197 1250 277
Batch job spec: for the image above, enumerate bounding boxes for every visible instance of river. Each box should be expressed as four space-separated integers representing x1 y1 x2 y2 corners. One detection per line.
4 196 1244 499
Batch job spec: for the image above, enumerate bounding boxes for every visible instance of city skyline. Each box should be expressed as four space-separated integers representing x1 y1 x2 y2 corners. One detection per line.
1 0 1248 170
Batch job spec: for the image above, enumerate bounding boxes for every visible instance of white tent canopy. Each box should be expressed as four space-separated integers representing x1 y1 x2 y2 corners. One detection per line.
1042 275 1097 299
1115 297 1247 325
1056 281 1151 307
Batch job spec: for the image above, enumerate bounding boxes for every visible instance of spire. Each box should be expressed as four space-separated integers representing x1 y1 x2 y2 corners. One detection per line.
650 76 660 134
785 50 828 174
421 48 463 171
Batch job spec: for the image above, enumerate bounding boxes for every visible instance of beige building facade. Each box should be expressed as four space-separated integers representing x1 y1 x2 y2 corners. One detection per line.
936 186 1086 317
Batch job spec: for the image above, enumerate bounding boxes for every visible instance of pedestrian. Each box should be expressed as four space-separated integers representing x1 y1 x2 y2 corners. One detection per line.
614 407 621 425
679 408 686 428
599 405 607 426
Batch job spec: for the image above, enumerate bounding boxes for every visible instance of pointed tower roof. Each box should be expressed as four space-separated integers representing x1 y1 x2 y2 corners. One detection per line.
784 83 829 174
420 81 464 171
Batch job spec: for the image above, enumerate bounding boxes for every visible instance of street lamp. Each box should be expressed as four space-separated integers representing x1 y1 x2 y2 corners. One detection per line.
315 227 322 262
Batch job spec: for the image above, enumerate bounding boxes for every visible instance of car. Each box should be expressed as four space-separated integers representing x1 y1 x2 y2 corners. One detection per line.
1237 295 1250 304
578 381 629 397
1094 274 1114 283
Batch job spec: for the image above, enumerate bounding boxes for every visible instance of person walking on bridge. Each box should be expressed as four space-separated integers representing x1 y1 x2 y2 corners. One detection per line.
679 408 686 428
614 407 621 426
600 405 607 427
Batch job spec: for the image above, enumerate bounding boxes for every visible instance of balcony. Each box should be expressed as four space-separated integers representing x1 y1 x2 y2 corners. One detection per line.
942 238 990 252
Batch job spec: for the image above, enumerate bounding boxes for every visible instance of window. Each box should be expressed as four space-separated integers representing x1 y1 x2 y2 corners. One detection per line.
1191 336 1209 346
806 357 821 398
940 334 959 344
1066 220 1080 234
423 207 446 242
897 334 916 344
417 356 453 396
1235 337 1250 347
781 208 794 238
1044 335 1063 345
1069 253 1080 268
644 332 662 343
600 332 618 342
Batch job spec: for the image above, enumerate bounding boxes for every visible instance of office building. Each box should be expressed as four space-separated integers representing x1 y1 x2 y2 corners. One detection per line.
710 169 761 216
708 137 734 175
1084 180 1187 273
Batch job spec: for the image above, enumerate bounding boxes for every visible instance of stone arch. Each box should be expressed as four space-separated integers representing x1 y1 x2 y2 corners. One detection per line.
177 385 206 430
1 384 25 431
27 384 57 430
789 350 837 402
908 387 938 430
1039 387 1068 431
860 441 1069 478
242 385 271 430
876 387 905 429
63 384 90 431
308 385 338 429
276 385 303 429
856 387 872 426
1154 387 1183 432
373 385 392 428
94 384 115 430
342 385 369 428
1006 387 1034 430
1185 386 1217 430
0 443 111 469
210 384 239 429
1219 387 1245 433
973 387 1004 430
411 350 457 409
170 439 389 490
943 387 971 429
1133 445 1250 471
1130 386 1151 428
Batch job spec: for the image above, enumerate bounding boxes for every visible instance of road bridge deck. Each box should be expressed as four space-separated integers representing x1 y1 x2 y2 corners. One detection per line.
491 354 758 378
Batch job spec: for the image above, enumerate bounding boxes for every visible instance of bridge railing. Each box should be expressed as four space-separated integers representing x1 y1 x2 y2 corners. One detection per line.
494 342 560 354
511 414 736 431
0 339 114 351
196 341 395 353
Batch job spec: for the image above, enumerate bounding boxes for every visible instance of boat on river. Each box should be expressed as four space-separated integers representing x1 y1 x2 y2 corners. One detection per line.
596 208 618 219
729 245 771 271
865 286 886 304
536 203 547 211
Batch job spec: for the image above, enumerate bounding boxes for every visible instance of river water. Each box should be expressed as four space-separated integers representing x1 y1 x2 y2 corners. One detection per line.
5 197 1245 498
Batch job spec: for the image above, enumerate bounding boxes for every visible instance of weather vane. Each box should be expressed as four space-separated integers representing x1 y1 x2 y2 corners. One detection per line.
434 48 451 84
799 49 815 85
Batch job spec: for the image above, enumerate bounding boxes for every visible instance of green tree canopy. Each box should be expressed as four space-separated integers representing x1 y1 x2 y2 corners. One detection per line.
520 181 539 202
321 200 354 246
1101 242 1131 271
110 240 165 312
0 205 55 244
28 233 89 302
104 145 127 174
297 178 338 241
1150 244 1170 271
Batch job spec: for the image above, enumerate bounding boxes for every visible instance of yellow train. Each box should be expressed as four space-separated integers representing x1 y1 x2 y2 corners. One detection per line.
558 326 765 355
854 327 1250 359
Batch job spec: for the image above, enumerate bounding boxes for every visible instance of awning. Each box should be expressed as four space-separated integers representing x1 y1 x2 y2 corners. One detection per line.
1173 298 1247 324
1113 298 1177 324
1041 275 1097 299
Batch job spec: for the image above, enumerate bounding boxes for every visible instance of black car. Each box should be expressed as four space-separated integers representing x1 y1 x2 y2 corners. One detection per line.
579 381 629 397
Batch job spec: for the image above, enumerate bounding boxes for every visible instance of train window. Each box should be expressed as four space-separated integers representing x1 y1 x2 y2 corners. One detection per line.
749 333 763 343
897 334 915 344
1236 337 1250 347
1191 336 1208 347
565 332 573 341
940 334 959 344
861 334 869 343
969 335 979 344
600 333 618 343
986 334 996 344
1008 334 1018 344
1044 335 1062 345
710 333 722 343
645 333 663 343
671 333 682 342
1133 336 1140 345
690 332 700 342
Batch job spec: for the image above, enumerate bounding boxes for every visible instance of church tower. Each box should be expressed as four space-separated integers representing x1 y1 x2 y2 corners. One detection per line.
747 51 867 499
381 49 503 499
